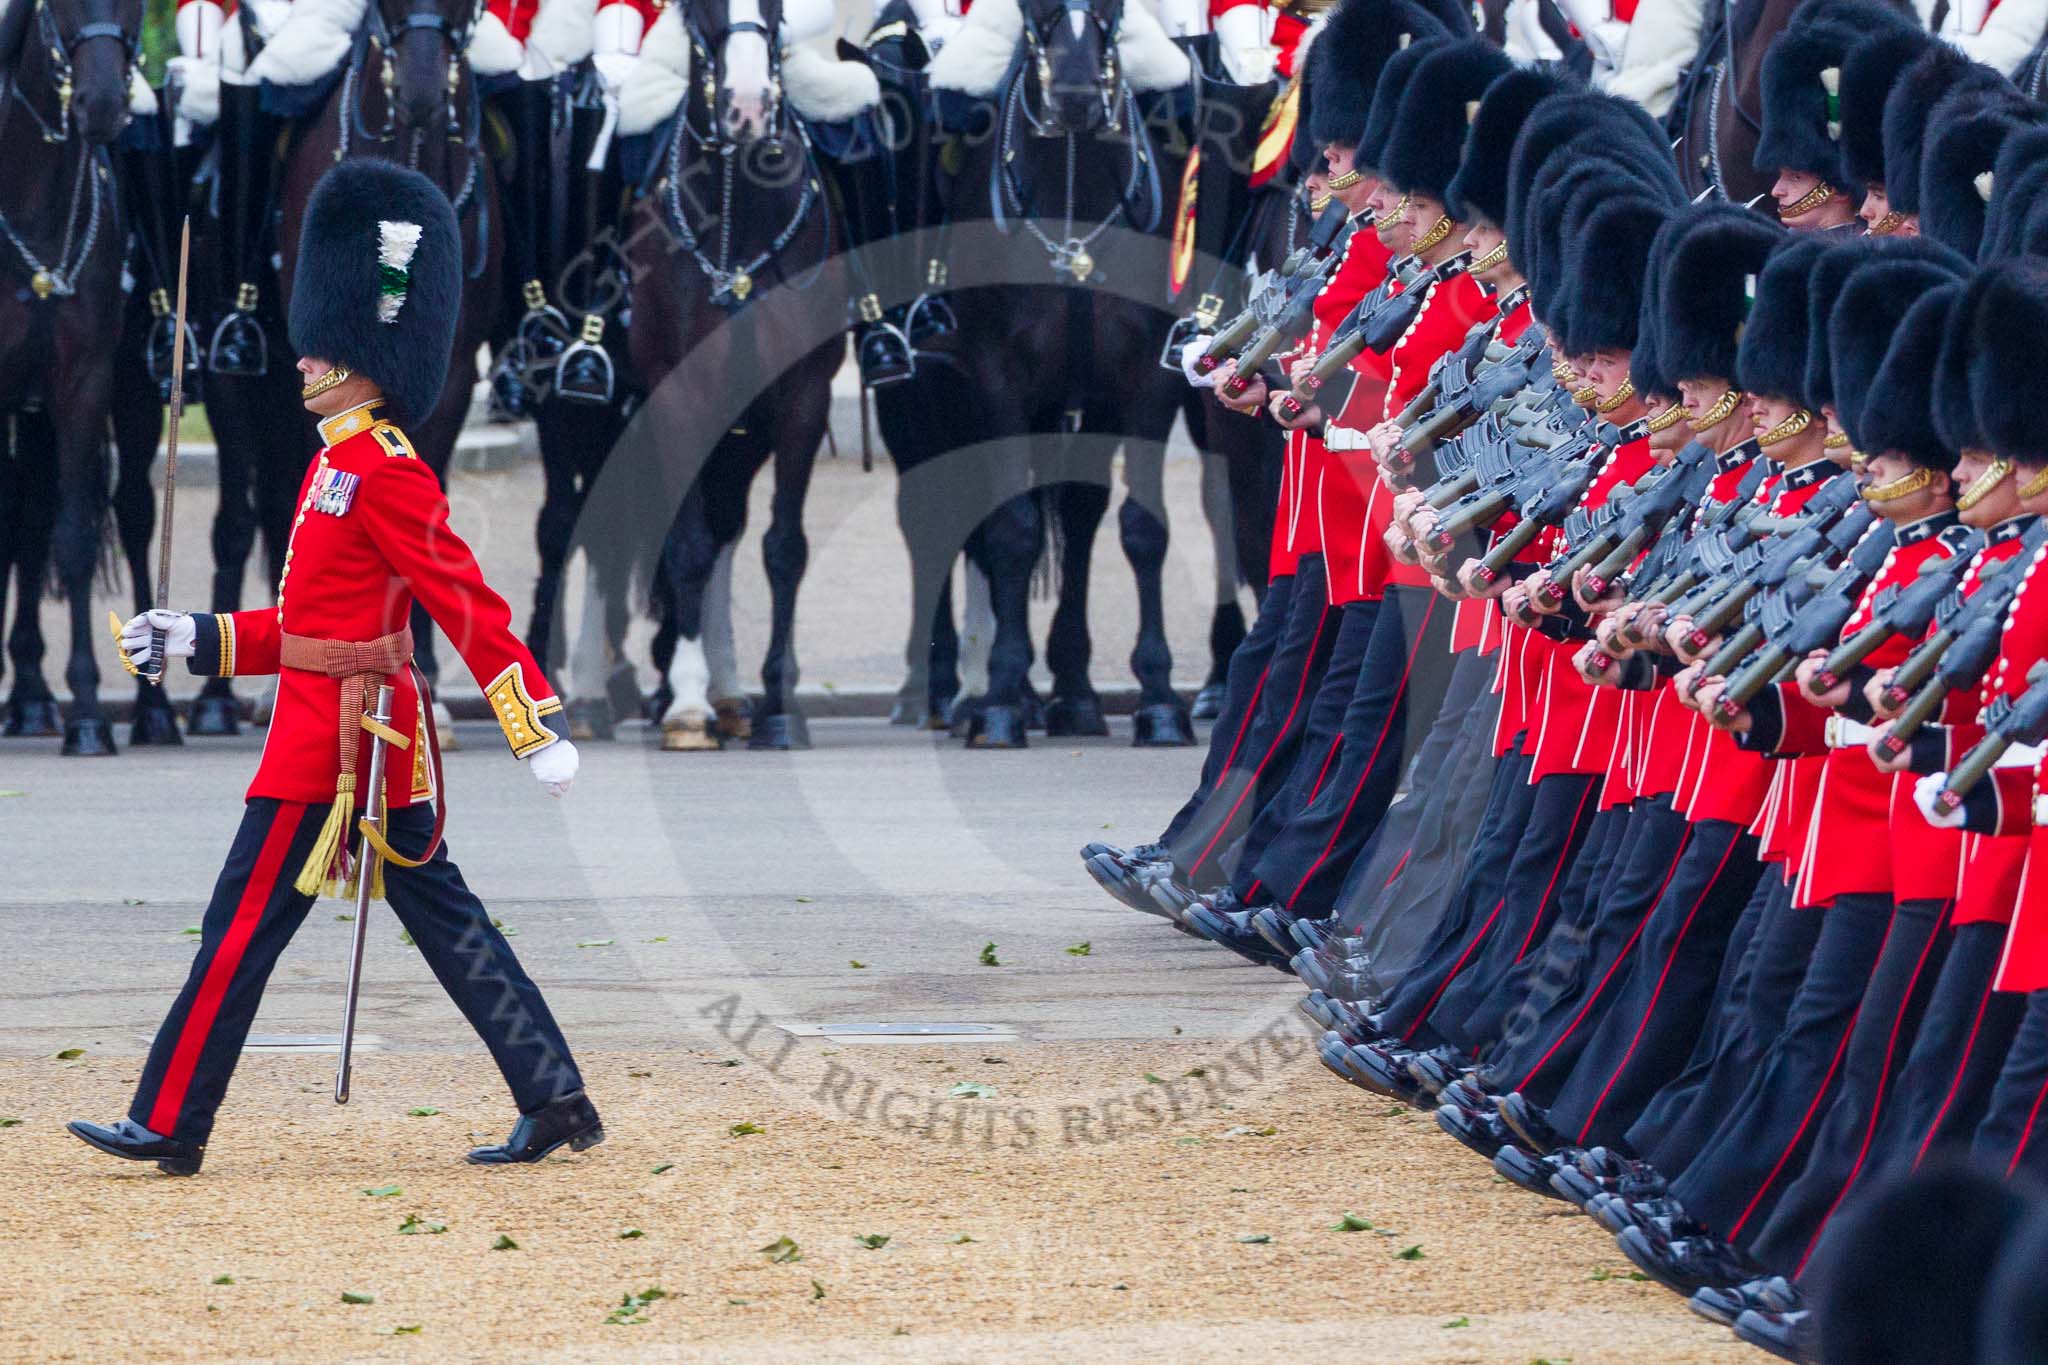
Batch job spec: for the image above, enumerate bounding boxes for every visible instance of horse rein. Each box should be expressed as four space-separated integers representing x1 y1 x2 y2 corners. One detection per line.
9 0 138 144
0 0 127 299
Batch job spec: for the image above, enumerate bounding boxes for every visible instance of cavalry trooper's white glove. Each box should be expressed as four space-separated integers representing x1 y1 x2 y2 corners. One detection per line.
529 737 580 797
1913 771 1968 830
120 610 195 673
1180 334 1216 388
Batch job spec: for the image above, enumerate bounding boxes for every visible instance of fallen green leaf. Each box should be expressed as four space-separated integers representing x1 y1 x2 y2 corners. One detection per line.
181 927 202 936
1175 1137 1203 1146
1144 1073 1166 1084
728 1122 763 1138
398 931 414 947
811 1280 827 1299
397 1215 446 1236
645 936 668 943
341 1291 375 1305
853 1234 890 1250
628 1069 652 1078
576 939 614 948
1442 1316 1469 1329
211 1275 235 1285
1629 1272 1650 1282
125 898 148 907
650 1163 674 1175
1329 1214 1374 1232
1065 942 1092 956
1183 1066 1205 1077
717 1059 741 1067
1590 1268 1611 1282
363 1185 402 1198
849 960 867 969
1238 1234 1272 1244
0 789 25 797
978 942 1000 967
604 1286 667 1326
949 1081 996 1100
618 1228 644 1240
1224 1125 1278 1138
950 1235 975 1244
491 1235 519 1251
795 896 815 904
760 1236 803 1264
379 1325 423 1336
0 1118 22 1128
406 1107 438 1117
55 1048 84 1060
1396 1245 1425 1261
335 914 354 922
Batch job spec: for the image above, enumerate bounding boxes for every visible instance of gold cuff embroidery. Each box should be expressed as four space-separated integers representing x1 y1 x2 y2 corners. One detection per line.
216 613 236 677
486 663 563 758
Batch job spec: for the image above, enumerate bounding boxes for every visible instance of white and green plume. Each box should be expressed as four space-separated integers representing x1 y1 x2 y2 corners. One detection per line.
375 220 423 324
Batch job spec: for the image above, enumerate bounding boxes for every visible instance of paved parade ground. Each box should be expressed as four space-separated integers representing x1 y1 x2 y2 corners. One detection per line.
1 727 1744 1362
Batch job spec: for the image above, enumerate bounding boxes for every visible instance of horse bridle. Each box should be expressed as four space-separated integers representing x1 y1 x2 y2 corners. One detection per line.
680 0 788 149
18 0 139 143
1018 0 1125 135
358 0 483 141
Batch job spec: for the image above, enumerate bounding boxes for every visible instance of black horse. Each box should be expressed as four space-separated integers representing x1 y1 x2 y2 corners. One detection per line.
933 0 1194 749
0 0 143 754
624 0 847 752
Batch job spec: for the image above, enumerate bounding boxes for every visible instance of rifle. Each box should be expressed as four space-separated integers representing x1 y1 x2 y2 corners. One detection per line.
1879 606 2013 755
1673 476 1867 654
1804 543 1982 696
1933 663 2048 810
1874 524 2048 713
1713 522 1906 715
1191 199 1352 377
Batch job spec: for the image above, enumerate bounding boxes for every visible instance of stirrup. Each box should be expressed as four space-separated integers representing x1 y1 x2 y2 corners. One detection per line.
857 321 915 387
517 302 572 361
207 308 268 377
904 292 958 349
1159 313 1202 372
487 336 543 420
555 339 615 405
149 315 204 402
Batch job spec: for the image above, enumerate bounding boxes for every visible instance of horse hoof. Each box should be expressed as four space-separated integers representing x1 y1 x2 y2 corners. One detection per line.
62 716 119 756
748 712 811 750
605 665 644 723
645 685 674 723
1023 694 1046 732
567 697 613 743
129 705 184 747
4 697 63 737
926 693 957 731
1191 682 1227 722
966 704 1029 749
1131 702 1197 748
888 694 927 727
1043 695 1110 738
187 694 241 736
713 697 753 741
661 716 722 751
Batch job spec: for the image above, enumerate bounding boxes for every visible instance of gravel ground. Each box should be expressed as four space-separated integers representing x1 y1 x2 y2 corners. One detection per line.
3 1044 1748 1364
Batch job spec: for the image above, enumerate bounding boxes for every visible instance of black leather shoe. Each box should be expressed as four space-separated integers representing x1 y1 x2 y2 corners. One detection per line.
1251 906 1305 955
1616 1225 1760 1295
68 1117 204 1176
1348 1042 1432 1106
1318 956 1387 1004
1184 907 1294 967
1291 917 1355 955
1300 990 1340 1032
1588 1193 1700 1238
1147 874 1201 919
467 1091 605 1165
1498 1091 1563 1154
1439 1076 1493 1113
857 323 915 387
1551 1164 1610 1207
1492 1144 1576 1202
1322 998 1383 1046
1733 1308 1812 1363
1405 1046 1470 1097
1437 1101 1514 1160
1083 850 1175 917
1689 1276 1801 1327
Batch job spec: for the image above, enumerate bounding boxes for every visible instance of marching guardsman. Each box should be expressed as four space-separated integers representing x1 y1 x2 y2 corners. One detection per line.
1751 1 1904 234
68 161 598 1177
1835 24 1937 236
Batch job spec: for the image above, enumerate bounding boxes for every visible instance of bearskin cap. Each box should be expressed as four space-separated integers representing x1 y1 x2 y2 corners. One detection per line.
1306 0 1446 151
1881 44 2010 216
1556 196 1670 355
1655 206 1785 386
1965 257 2048 466
1444 65 1577 228
1735 235 1830 403
1837 26 1933 191
1378 39 1512 202
1829 251 1968 465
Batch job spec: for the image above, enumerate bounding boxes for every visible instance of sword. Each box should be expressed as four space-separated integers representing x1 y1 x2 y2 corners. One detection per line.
336 684 398 1105
110 216 192 684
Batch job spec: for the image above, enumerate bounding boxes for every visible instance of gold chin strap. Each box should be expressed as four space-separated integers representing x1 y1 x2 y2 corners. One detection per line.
1326 168 1362 191
1688 388 1745 432
1867 210 1906 236
301 366 354 399
1647 402 1687 433
1573 384 1601 406
1757 407 1814 448
1552 357 1579 386
1375 191 1413 241
1823 430 1851 449
1596 378 1636 414
1957 458 2015 512
1469 239 1510 273
1863 465 1937 504
2020 464 2048 499
1410 213 1456 254
1780 182 1842 219
1309 192 1333 213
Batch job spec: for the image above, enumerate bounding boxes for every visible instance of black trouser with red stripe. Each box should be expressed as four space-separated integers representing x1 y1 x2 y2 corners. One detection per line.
1425 770 1603 1055
1479 798 1692 1101
1165 557 1335 888
1224 598 1380 897
1747 896 1953 1277
1240 586 1455 917
1541 820 1763 1150
1158 572 1296 846
1670 892 1893 1245
130 799 586 1147
1972 987 2048 1181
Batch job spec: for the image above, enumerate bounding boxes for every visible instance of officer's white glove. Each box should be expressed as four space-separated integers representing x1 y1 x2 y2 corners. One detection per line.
529 737 579 797
592 50 638 96
1181 334 1216 388
1913 771 1967 830
120 610 195 673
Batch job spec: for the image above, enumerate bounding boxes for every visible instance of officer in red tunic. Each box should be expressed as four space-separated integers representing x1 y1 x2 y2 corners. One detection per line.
68 161 600 1177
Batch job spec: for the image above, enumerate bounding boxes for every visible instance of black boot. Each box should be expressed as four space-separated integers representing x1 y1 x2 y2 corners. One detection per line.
68 1117 204 1176
208 81 279 377
467 1091 606 1165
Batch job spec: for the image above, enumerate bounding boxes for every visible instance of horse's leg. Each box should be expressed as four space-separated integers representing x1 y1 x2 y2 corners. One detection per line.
188 380 256 734
751 402 820 752
526 403 584 671
964 473 1040 748
1193 400 1246 721
701 541 750 741
656 484 722 751
246 366 310 728
1122 437 1194 746
110 363 181 745
1043 477 1111 737
3 414 62 736
55 399 117 755
565 559 615 740
926 568 961 729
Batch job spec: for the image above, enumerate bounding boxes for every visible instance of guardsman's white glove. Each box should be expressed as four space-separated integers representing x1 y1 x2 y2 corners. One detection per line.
1180 334 1216 388
529 737 579 797
120 610 195 674
1913 771 1967 830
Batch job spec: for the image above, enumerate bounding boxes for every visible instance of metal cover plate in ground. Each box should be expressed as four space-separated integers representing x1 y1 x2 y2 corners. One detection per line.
239 1034 387 1053
778 1022 1019 1044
